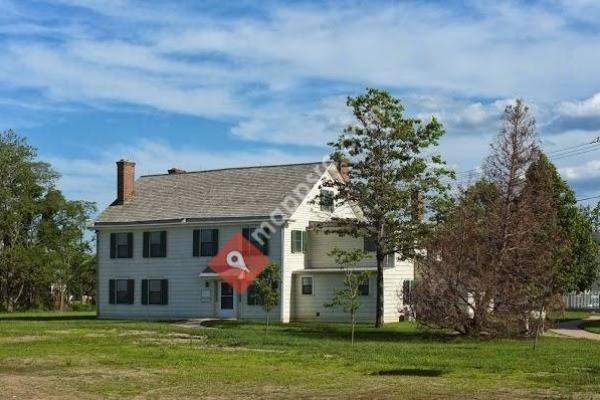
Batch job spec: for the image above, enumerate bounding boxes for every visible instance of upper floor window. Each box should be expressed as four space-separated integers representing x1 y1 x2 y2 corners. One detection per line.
109 279 134 304
110 232 133 258
193 229 219 257
243 227 270 255
143 231 167 258
291 230 308 253
363 236 377 253
320 188 334 212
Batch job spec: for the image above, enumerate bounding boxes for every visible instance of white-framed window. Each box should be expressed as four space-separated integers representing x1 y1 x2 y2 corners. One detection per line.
301 276 313 295
291 230 308 253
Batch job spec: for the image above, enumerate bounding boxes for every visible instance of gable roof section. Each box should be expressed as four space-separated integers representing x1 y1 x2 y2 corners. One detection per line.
95 162 331 225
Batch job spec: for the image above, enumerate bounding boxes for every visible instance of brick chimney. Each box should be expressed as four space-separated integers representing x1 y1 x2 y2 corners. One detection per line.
168 168 186 175
336 159 350 183
116 159 135 205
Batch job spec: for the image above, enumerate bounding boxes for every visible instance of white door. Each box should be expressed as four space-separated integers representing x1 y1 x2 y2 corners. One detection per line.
218 282 236 318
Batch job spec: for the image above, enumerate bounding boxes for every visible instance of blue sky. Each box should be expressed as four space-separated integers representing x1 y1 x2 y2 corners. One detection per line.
3 0 600 212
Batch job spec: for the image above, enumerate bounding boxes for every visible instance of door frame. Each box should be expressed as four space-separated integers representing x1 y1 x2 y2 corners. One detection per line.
217 281 236 318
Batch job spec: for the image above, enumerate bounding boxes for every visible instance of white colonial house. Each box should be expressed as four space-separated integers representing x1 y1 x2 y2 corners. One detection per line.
92 160 414 323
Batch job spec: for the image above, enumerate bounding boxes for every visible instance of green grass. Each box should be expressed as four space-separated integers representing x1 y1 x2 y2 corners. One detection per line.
1 312 600 399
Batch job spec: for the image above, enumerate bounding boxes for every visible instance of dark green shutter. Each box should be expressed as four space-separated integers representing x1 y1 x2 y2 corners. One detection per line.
143 232 149 258
160 231 167 257
110 233 116 258
109 279 115 304
302 231 308 253
127 233 134 258
213 229 219 254
141 279 148 305
193 230 200 257
161 279 168 305
260 230 269 255
127 279 135 304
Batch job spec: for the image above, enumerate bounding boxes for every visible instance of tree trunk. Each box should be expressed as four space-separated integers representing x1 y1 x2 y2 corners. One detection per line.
351 312 356 345
265 312 270 335
375 253 384 328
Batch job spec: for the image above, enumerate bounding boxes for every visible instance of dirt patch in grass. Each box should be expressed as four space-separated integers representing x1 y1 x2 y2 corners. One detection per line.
0 373 102 400
0 335 47 344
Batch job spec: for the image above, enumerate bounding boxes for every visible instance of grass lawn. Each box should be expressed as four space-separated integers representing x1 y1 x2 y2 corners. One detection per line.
1 312 599 399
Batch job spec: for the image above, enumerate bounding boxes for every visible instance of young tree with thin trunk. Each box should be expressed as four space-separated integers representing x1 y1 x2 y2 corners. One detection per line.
254 262 280 334
320 88 453 328
325 249 370 344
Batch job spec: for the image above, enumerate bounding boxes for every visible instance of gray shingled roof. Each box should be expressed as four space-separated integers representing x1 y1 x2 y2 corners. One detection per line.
95 162 330 225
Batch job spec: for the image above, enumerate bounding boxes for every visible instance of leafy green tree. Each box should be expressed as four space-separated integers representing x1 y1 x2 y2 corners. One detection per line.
321 88 453 327
580 201 600 236
526 154 599 293
0 130 95 311
253 262 280 334
325 249 370 344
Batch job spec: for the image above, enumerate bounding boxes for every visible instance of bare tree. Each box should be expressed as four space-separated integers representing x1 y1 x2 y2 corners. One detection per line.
414 100 568 338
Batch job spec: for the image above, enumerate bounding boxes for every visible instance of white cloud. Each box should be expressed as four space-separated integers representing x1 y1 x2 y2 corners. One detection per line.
558 93 600 118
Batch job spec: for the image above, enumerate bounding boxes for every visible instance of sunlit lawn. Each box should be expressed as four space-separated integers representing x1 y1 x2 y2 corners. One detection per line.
0 311 599 399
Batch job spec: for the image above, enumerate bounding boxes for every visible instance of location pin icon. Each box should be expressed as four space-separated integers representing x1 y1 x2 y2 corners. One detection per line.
226 250 249 272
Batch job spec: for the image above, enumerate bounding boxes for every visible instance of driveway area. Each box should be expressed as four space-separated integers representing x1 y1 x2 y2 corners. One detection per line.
550 316 600 341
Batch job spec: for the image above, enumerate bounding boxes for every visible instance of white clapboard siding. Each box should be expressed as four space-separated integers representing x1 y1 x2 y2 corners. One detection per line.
307 230 377 269
383 257 415 322
291 272 377 323
97 223 282 319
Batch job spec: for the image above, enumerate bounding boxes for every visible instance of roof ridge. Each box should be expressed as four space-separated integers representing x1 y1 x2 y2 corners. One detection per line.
140 160 331 178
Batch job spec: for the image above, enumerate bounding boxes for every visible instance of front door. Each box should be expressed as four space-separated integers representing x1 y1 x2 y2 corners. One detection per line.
218 282 235 318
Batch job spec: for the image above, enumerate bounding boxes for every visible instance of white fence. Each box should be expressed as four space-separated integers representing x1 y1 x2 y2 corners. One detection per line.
564 292 600 310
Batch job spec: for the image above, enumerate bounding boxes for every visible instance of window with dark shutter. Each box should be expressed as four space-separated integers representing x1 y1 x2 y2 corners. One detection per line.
110 234 116 258
144 231 167 257
302 231 308 253
243 227 269 255
200 229 219 256
141 279 148 305
142 279 168 305
193 230 200 257
113 279 134 304
111 233 134 258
